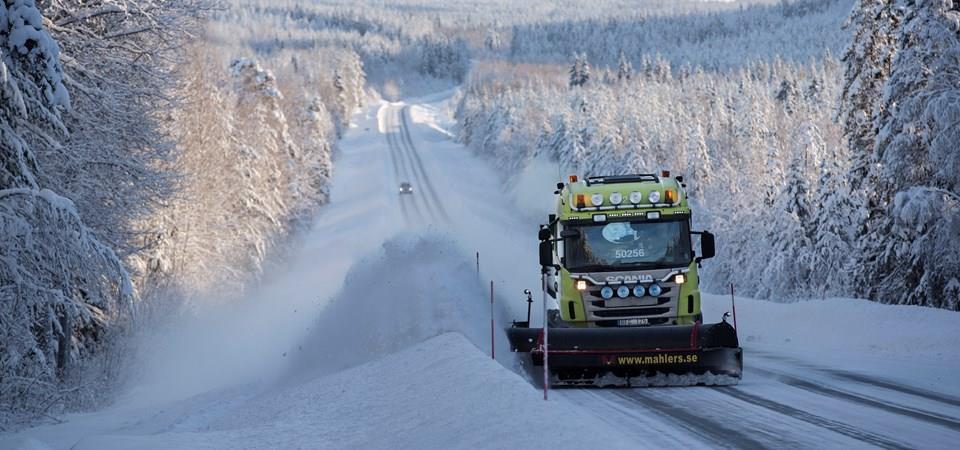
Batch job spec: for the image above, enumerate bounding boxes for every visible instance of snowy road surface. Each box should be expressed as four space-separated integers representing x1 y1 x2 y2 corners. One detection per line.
381 104 450 225
3 95 960 449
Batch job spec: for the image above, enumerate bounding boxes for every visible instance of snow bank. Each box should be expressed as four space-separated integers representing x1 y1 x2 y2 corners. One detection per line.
702 292 960 392
702 294 960 364
69 333 638 450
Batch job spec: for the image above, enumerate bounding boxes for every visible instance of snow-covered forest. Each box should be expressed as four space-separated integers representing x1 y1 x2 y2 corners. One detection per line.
0 0 365 429
2 0 958 434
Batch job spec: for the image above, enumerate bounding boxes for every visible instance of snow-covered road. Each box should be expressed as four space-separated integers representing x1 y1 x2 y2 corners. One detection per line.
382 104 450 225
3 94 960 449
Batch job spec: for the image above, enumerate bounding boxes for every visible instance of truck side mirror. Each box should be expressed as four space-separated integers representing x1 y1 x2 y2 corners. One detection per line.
539 240 553 267
538 227 552 241
700 231 716 260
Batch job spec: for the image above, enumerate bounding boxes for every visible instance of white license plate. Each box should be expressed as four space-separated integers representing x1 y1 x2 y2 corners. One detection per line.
618 318 649 327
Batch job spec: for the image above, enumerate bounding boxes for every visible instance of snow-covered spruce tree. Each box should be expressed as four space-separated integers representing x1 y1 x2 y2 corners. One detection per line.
329 51 366 136
760 135 816 299
546 111 573 165
683 118 712 211
840 0 898 192
555 100 595 172
1 0 68 190
617 48 633 82
344 51 365 110
569 52 590 88
484 28 502 52
226 57 293 281
775 77 801 115
652 55 672 83
810 156 856 297
840 0 900 301
290 97 334 223
856 0 960 309
332 69 349 137
568 54 581 88
1 0 133 428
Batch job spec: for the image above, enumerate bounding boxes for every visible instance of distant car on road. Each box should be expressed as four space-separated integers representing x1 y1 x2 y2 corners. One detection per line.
399 182 414 194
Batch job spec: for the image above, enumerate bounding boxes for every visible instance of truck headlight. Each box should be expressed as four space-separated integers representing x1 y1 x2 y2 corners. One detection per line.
629 191 643 204
616 286 630 298
633 285 646 297
674 274 685 284
576 280 587 290
648 283 663 297
600 287 614 299
648 191 661 203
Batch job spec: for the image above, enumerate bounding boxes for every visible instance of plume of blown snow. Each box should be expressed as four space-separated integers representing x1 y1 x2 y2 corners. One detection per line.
283 233 517 381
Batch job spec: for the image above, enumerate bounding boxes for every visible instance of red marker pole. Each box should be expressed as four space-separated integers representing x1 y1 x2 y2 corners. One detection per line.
490 281 495 360
542 272 550 401
730 283 738 330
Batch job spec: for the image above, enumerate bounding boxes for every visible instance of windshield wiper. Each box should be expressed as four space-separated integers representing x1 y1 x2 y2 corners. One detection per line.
568 261 691 272
566 264 609 273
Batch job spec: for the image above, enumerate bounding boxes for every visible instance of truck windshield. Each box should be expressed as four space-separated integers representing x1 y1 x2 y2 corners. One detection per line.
563 219 692 271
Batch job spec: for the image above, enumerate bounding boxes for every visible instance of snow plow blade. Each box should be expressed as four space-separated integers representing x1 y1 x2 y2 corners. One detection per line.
507 322 742 387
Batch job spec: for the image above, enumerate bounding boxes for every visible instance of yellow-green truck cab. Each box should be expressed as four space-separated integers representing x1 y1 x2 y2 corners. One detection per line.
546 173 715 328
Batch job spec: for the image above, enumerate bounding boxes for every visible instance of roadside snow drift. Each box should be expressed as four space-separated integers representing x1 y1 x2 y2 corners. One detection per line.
69 333 639 450
702 293 960 393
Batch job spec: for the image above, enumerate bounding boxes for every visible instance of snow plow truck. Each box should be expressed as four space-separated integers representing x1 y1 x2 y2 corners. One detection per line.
507 173 742 387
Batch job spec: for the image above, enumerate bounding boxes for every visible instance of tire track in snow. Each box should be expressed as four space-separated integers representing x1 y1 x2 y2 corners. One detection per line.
384 106 418 224
716 387 911 449
398 105 450 222
383 107 402 182
390 105 438 223
751 351 960 409
394 105 442 223
824 370 960 409
385 111 414 223
751 367 960 432
614 390 771 449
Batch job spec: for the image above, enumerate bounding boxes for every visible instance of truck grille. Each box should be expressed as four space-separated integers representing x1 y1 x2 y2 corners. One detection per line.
574 270 685 327
590 297 671 308
593 307 671 318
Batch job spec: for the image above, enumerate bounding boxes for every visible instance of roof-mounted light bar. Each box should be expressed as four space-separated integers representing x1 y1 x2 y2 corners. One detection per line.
585 174 660 186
